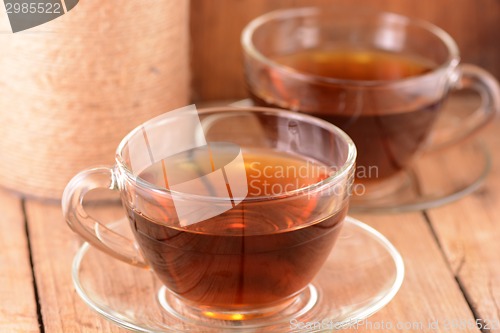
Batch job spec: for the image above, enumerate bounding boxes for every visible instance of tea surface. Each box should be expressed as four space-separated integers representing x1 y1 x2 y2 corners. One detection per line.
273 48 434 81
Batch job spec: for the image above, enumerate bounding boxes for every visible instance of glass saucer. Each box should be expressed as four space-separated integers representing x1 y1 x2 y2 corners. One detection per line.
72 216 404 332
348 138 490 213
230 99 491 213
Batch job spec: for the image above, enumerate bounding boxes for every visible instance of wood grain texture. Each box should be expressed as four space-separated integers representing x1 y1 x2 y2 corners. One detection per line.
343 213 480 333
190 0 500 101
25 199 127 332
427 112 500 331
0 190 39 333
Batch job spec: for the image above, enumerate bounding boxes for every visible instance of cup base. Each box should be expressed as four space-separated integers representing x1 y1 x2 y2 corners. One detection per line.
157 285 318 326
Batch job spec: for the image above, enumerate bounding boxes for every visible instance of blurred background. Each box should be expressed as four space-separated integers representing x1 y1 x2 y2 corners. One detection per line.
0 0 498 199
190 0 500 102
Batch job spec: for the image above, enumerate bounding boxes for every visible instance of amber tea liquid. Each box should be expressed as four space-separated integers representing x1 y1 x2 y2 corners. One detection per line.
125 148 347 310
251 48 442 180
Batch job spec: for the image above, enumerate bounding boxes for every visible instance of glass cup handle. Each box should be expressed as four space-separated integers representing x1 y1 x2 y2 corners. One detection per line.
427 64 500 150
62 167 148 268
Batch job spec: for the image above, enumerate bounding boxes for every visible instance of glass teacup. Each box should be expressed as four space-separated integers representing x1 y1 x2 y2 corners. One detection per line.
63 106 356 324
242 7 500 199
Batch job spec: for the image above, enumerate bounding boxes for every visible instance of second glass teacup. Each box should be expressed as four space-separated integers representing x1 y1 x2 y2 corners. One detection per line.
243 7 500 203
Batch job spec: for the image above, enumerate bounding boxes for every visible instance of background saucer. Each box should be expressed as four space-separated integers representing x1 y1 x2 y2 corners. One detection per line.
349 138 490 213
230 98 490 213
72 217 404 332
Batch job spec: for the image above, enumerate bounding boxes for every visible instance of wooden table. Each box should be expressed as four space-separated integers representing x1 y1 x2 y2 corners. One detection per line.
2 95 500 332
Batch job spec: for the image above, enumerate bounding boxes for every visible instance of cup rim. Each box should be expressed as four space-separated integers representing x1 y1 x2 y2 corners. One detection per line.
241 7 460 87
115 106 357 202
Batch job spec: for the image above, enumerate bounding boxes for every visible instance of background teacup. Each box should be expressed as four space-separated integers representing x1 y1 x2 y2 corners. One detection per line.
62 106 356 323
242 7 500 197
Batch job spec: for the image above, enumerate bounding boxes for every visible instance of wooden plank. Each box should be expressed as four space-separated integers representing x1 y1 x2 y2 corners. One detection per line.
0 189 39 332
426 107 500 331
25 198 126 332
190 0 500 101
342 213 480 332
